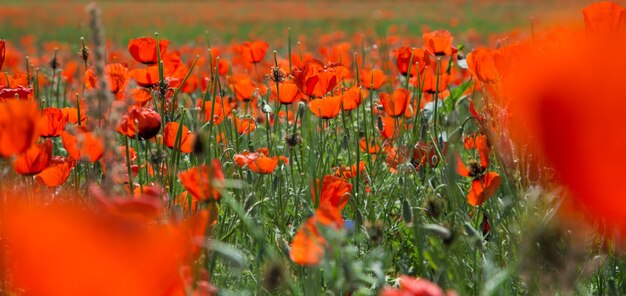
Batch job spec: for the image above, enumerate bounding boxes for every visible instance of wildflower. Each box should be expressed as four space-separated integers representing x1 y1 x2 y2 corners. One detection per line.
12 139 52 175
291 59 349 98
466 48 503 83
178 160 224 201
236 40 269 64
311 175 352 210
35 156 75 187
39 107 68 137
360 68 387 90
236 117 257 135
116 107 162 140
380 275 456 296
128 37 170 65
0 86 33 100
289 202 343 266
309 95 342 119
423 30 454 56
379 88 410 118
456 134 501 206
0 99 40 158
393 46 431 76
60 126 104 163
270 80 300 105
163 122 195 153
340 86 366 111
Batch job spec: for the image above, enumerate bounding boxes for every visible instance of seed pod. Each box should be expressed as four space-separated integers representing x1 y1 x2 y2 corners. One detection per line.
402 199 413 223
297 101 306 119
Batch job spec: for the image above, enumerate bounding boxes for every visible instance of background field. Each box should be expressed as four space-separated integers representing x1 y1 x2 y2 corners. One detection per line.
0 0 599 45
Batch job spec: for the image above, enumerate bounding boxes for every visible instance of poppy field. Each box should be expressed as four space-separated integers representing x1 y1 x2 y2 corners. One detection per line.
2 0 626 295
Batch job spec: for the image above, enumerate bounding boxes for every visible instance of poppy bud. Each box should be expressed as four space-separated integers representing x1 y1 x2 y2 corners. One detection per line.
448 127 463 143
261 100 272 114
342 135 349 150
272 173 280 191
297 101 306 119
246 170 253 184
49 48 60 71
79 37 89 64
116 108 162 140
463 221 486 251
377 115 384 131
193 135 205 156
402 199 413 223
422 224 453 242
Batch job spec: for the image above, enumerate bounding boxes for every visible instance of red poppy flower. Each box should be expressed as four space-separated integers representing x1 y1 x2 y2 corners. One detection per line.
380 275 456 296
85 64 130 96
289 215 325 266
230 75 267 101
380 88 410 118
385 146 408 173
234 117 255 135
35 156 75 187
128 37 170 65
334 161 366 179
412 141 444 169
248 155 279 174
457 134 500 206
0 99 40 158
379 116 397 139
423 30 454 56
341 86 366 111
359 138 381 154
116 107 162 140
178 160 224 201
291 59 349 98
4 199 208 296
60 126 105 163
311 175 352 210
271 81 300 105
236 40 269 64
467 172 502 207
419 67 449 94
129 65 160 87
234 149 283 175
466 48 504 83
234 150 263 166
289 202 343 266
393 46 432 76
62 107 87 125
12 139 52 175
309 95 342 119
0 86 32 100
163 122 195 154
582 1 626 35
39 107 68 137
198 98 232 124
360 68 387 90
130 88 153 106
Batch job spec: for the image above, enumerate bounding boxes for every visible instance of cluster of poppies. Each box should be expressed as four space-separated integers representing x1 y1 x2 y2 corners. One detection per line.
5 1 624 294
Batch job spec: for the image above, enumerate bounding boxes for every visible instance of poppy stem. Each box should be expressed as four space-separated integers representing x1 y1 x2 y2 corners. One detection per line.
125 136 134 191
432 58 442 145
